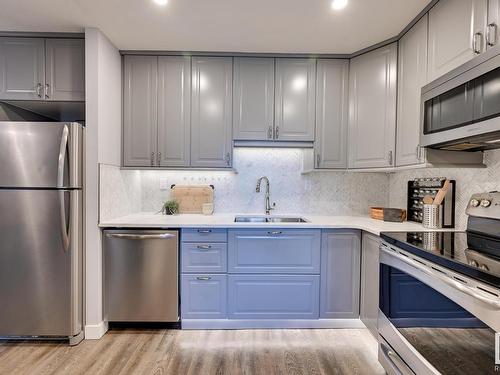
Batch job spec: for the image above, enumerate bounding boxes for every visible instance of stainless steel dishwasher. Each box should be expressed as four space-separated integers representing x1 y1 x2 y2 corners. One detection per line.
104 229 179 322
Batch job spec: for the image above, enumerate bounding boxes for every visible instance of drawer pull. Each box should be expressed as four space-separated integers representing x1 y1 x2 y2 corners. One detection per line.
268 231 282 235
197 245 212 250
196 276 212 281
197 229 212 234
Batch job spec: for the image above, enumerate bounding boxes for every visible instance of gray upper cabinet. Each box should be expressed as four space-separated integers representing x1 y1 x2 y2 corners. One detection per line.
488 0 500 49
45 39 85 101
396 15 428 167
0 38 45 100
428 0 488 82
157 56 191 167
348 44 397 169
275 58 316 141
233 58 274 141
191 57 233 168
360 232 380 338
314 59 349 169
123 55 158 167
320 230 361 319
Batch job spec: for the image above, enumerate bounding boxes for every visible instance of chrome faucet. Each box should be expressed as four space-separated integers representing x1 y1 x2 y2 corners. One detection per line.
256 176 275 215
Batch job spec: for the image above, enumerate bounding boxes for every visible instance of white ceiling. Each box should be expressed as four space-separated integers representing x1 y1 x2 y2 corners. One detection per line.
0 0 430 54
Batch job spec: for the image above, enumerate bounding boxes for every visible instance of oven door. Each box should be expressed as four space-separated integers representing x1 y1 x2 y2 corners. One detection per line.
378 242 499 375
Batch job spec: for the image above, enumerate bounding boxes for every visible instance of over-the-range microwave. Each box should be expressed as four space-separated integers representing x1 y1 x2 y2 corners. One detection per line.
421 45 500 151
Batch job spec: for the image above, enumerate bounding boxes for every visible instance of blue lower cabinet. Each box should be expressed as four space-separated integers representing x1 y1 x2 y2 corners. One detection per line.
181 274 227 319
181 243 227 273
228 229 321 274
227 275 320 319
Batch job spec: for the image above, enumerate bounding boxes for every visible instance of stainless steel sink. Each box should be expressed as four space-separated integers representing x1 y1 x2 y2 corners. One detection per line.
234 215 309 223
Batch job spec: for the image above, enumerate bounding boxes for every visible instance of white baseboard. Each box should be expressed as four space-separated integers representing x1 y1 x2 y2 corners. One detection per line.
84 321 108 339
181 319 366 330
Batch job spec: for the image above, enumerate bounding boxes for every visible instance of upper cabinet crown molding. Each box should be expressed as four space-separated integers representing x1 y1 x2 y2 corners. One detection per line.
348 43 397 169
0 37 84 102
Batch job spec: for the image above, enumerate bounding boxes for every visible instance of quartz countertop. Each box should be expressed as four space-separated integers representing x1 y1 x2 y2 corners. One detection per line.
98 212 441 236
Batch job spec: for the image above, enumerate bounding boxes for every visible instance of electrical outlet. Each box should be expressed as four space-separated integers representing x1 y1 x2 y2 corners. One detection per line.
159 178 170 190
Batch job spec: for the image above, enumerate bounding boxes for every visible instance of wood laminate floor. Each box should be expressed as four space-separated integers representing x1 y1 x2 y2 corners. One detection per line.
0 328 384 375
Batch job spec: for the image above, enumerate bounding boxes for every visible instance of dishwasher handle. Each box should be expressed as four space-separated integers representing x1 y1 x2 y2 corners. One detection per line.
106 233 176 240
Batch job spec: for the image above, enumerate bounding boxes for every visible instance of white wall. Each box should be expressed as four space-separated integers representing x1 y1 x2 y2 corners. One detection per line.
85 27 122 339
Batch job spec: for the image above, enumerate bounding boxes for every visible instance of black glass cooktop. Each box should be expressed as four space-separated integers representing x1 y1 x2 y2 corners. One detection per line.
380 231 500 288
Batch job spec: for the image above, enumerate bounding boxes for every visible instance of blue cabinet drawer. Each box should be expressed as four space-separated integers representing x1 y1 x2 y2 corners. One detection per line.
182 228 227 242
181 243 227 273
228 229 321 274
228 274 320 319
181 274 227 319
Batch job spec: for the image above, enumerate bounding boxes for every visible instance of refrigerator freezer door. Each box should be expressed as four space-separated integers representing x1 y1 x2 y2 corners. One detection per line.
0 122 82 188
0 189 82 337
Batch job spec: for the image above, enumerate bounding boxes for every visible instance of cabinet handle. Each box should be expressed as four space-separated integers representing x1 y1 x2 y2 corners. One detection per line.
416 144 422 160
197 229 212 233
197 245 212 250
157 152 161 165
44 83 50 99
35 83 43 98
268 126 273 139
388 150 393 166
275 126 279 139
225 152 231 166
487 23 498 47
268 231 282 235
316 153 321 168
151 152 155 167
473 32 483 54
196 276 212 281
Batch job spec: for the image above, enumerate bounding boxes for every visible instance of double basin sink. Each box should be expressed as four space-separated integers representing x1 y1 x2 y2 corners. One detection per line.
234 215 309 223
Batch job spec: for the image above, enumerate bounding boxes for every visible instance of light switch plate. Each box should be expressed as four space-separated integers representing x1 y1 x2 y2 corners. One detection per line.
159 178 170 190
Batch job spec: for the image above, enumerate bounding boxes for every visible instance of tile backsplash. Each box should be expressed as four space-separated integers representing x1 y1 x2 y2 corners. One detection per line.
389 149 500 230
100 148 500 228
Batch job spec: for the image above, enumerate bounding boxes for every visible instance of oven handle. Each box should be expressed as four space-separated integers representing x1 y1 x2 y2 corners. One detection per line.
381 246 500 311
380 343 413 375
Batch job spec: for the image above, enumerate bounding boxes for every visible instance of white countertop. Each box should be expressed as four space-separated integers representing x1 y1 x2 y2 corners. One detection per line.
99 212 438 236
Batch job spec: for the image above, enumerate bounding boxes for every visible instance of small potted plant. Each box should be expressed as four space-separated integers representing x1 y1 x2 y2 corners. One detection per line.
162 200 180 215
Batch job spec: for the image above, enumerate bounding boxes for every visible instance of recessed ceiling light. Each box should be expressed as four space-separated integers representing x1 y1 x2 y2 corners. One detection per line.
153 0 168 6
331 0 348 10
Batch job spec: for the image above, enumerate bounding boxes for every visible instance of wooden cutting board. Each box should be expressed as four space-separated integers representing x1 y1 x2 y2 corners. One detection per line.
171 185 214 214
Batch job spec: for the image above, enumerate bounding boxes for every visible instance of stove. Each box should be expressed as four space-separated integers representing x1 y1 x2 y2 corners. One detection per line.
381 191 500 288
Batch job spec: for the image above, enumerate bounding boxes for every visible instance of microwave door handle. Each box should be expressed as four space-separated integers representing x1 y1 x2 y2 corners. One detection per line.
59 191 70 252
381 247 500 310
57 124 69 188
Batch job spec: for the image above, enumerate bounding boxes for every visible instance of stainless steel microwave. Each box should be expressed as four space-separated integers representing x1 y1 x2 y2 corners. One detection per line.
421 45 500 151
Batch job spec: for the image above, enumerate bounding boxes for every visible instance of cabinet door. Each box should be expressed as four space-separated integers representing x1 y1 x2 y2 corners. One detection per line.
360 232 380 338
275 58 316 141
428 0 487 82
320 230 360 319
233 58 274 141
396 15 428 167
314 59 349 169
228 275 320 319
487 0 500 49
157 56 191 167
123 55 158 167
45 39 85 101
0 38 45 100
228 229 321 274
348 44 397 169
181 274 227 319
191 57 233 168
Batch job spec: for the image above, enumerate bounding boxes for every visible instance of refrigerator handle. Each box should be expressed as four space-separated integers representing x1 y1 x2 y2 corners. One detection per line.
57 125 69 188
59 191 70 252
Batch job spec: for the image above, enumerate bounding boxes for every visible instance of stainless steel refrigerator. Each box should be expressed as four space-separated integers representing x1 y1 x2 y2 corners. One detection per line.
0 121 83 345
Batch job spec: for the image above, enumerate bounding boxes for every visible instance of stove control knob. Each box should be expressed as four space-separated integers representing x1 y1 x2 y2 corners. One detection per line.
479 264 489 271
469 260 479 267
480 199 492 207
470 199 480 207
